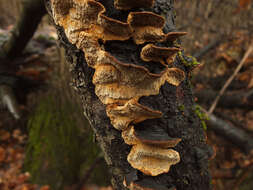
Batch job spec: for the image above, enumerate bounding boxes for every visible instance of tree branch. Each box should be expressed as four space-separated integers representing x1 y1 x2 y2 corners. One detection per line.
207 113 253 154
195 89 253 110
208 44 253 114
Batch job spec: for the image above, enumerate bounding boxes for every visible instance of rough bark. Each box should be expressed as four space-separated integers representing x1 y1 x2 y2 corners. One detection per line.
45 0 213 189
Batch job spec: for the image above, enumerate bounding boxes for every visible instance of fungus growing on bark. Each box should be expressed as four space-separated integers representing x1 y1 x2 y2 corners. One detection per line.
128 12 166 44
93 52 185 104
50 0 186 182
134 126 182 148
165 32 188 42
97 15 132 41
141 44 181 64
122 125 181 176
122 125 181 148
166 68 186 86
106 100 162 131
128 143 180 176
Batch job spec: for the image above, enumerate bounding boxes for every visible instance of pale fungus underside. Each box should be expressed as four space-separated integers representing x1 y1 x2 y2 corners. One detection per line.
51 0 186 188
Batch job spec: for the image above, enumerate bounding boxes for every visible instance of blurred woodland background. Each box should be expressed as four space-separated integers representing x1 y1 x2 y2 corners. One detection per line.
0 0 252 190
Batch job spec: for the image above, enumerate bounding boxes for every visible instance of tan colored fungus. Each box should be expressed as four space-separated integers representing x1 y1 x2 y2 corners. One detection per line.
141 44 181 63
92 52 185 104
122 125 181 176
51 0 186 179
128 12 166 44
97 14 132 41
122 126 139 145
128 143 180 176
165 32 188 42
122 126 181 148
107 100 162 131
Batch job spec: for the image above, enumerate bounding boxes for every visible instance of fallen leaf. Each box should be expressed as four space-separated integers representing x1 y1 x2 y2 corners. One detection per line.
0 130 11 141
40 185 50 190
239 0 251 9
234 0 252 13
0 147 6 162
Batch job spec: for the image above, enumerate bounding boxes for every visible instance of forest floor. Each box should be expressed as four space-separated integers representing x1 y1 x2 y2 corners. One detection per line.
0 1 253 190
0 25 111 190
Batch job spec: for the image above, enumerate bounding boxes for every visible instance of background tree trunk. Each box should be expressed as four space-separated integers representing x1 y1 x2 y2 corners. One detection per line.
0 0 46 59
45 0 213 189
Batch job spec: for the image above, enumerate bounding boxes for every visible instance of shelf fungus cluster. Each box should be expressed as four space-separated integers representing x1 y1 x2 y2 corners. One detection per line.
51 0 186 187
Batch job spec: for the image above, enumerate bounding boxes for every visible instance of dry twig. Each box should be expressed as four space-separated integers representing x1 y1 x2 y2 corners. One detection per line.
208 44 253 114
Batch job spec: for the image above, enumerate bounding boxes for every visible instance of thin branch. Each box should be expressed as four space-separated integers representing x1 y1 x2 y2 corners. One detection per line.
232 164 253 190
200 107 253 154
195 89 253 110
193 36 225 60
208 44 253 115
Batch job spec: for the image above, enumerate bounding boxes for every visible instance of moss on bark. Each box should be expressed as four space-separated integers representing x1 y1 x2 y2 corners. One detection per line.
24 95 110 189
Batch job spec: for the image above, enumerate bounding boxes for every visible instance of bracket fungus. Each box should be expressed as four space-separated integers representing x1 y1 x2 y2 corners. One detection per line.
141 44 181 64
165 32 188 42
128 12 166 44
128 143 180 176
106 100 162 131
122 126 181 176
51 0 186 183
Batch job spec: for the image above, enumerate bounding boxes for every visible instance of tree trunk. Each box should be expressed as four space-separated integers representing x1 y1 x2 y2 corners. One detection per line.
45 0 213 189
0 0 46 59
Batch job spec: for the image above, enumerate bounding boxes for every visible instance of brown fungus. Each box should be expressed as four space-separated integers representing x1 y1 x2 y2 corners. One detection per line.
122 126 181 177
128 12 166 44
51 0 72 24
122 126 139 145
127 143 180 176
134 126 181 148
122 126 181 149
93 64 119 85
165 32 188 42
107 100 162 131
50 0 186 181
141 44 181 64
166 68 186 86
93 52 185 104
114 0 155 10
97 14 132 41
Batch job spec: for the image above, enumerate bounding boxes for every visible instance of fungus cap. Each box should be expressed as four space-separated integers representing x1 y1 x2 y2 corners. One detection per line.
128 12 166 44
127 143 180 176
122 125 181 148
141 44 181 63
107 100 162 131
97 14 132 41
